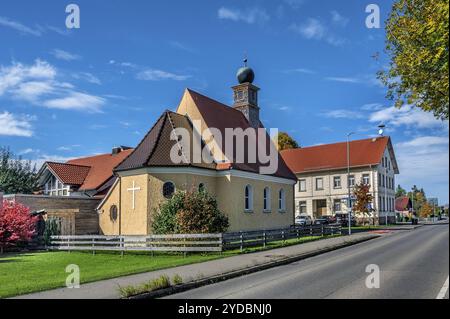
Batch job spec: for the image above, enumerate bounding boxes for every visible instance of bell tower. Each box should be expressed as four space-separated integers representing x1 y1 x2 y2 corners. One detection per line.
232 59 260 128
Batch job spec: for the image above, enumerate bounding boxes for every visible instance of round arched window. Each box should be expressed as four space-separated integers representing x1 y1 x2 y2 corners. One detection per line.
110 205 118 222
198 183 205 192
163 181 175 198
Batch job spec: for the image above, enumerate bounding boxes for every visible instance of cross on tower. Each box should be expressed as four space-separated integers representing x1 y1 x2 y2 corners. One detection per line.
127 180 141 210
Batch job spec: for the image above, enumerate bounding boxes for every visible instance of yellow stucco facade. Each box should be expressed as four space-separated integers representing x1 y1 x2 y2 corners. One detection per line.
98 168 294 235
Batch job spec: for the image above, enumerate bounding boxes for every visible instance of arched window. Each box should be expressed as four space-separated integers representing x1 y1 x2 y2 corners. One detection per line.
263 187 271 212
162 181 175 198
278 189 286 212
110 205 118 222
198 183 205 193
244 184 253 211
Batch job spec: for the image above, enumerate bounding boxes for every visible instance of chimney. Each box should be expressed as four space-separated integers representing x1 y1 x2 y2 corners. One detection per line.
112 147 121 155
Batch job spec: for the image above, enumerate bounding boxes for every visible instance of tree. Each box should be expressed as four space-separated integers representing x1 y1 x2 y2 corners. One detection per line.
0 147 39 194
419 202 433 218
0 200 37 254
275 132 299 151
152 189 229 234
395 185 407 197
353 183 374 215
379 0 449 120
408 186 427 214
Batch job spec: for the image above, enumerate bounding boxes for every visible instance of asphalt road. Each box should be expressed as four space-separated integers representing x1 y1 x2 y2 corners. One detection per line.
165 224 449 299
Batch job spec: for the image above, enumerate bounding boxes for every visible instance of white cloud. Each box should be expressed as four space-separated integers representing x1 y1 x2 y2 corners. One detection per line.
322 109 364 119
283 68 316 75
0 59 106 112
218 7 270 25
325 76 361 83
331 11 349 27
290 18 346 46
369 105 449 129
290 18 325 40
50 49 81 61
169 41 196 53
395 136 449 202
361 103 384 111
284 0 305 9
0 16 42 36
0 111 34 137
72 72 101 85
43 92 105 112
136 69 190 81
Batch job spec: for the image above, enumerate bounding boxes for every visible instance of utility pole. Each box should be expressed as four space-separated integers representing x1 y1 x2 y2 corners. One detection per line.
347 132 355 235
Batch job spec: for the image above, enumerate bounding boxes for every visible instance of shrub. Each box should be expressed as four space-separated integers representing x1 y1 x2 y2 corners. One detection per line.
172 274 183 285
152 189 229 234
176 190 229 234
0 200 37 254
43 217 61 246
152 191 185 234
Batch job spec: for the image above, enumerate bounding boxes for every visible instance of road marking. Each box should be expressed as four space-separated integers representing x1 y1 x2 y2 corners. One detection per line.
436 276 449 299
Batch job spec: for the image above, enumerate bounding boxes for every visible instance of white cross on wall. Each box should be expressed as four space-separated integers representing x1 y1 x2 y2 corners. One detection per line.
127 180 141 210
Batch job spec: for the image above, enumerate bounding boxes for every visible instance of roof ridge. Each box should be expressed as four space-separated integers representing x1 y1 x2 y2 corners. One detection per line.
47 161 92 169
281 136 389 152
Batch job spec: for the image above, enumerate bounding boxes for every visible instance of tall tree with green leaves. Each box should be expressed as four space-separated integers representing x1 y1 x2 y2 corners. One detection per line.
395 185 407 198
0 147 39 195
275 132 299 151
379 0 449 120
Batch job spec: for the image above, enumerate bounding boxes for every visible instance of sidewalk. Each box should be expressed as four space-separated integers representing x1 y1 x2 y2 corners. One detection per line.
14 233 379 299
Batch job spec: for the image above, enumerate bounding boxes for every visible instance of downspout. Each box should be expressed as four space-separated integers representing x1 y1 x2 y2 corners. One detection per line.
118 176 122 236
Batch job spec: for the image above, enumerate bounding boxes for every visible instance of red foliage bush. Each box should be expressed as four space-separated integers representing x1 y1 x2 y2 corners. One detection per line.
0 200 37 253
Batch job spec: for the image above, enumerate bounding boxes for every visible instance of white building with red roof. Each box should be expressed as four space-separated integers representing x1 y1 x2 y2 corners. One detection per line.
281 136 400 225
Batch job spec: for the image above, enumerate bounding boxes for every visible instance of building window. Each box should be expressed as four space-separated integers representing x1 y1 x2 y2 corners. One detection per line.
162 181 175 198
348 175 355 187
298 179 306 192
263 187 271 212
110 205 118 222
198 183 205 192
244 185 253 211
44 175 70 197
381 174 385 187
333 176 341 189
333 199 342 212
278 189 286 212
316 178 324 190
362 174 370 185
299 201 307 215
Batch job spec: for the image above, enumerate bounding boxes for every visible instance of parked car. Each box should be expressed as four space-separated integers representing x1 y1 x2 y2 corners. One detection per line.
334 213 356 227
314 215 336 225
295 214 313 226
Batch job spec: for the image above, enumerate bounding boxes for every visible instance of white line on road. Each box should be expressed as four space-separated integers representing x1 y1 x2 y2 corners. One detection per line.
436 276 449 299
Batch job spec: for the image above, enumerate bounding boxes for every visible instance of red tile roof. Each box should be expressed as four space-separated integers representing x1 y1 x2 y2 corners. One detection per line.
46 162 91 186
66 149 133 190
395 196 412 212
280 137 394 174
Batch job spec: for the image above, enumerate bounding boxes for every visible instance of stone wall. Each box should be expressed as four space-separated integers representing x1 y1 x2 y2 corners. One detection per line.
4 194 100 235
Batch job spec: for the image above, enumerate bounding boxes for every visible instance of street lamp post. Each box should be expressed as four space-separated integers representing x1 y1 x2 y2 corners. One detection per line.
347 132 355 235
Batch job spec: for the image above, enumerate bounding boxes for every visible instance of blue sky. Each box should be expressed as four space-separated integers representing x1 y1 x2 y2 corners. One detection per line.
0 0 448 203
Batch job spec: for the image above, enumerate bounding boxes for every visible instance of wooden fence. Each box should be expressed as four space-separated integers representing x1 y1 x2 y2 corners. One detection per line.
50 233 223 253
50 224 341 254
223 224 341 251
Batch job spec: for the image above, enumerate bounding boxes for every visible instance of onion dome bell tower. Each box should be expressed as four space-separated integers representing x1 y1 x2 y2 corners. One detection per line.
232 58 260 128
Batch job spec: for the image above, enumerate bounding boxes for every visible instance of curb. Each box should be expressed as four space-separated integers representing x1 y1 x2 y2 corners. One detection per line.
127 234 380 299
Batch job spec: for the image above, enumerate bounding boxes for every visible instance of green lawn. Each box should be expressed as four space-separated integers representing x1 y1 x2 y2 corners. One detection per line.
0 234 340 298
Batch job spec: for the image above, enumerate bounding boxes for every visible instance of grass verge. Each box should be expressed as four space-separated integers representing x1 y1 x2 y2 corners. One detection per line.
0 234 340 298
